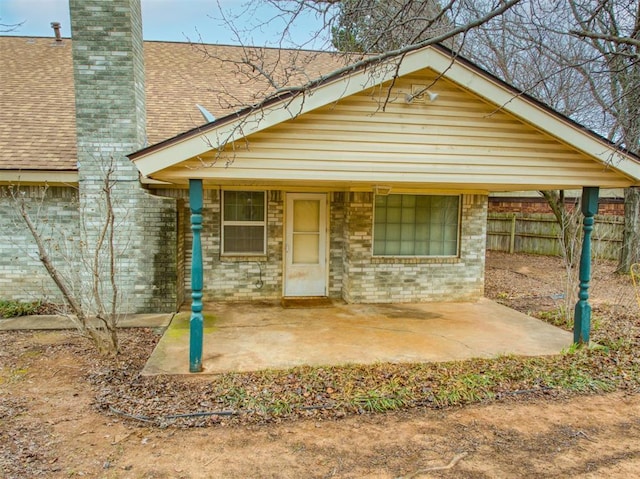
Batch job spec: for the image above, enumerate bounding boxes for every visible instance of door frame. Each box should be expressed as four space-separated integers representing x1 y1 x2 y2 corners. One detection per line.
283 192 329 297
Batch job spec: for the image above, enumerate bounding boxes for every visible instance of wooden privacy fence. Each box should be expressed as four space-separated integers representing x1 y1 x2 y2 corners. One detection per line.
487 213 624 260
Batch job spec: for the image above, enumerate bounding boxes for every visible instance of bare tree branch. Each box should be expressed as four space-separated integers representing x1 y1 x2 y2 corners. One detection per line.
570 29 640 51
8 159 124 355
223 0 522 106
0 20 24 33
12 187 87 326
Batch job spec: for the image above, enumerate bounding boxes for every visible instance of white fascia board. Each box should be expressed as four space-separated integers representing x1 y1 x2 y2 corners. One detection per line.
156 166 631 188
425 50 640 182
0 170 78 185
134 51 436 177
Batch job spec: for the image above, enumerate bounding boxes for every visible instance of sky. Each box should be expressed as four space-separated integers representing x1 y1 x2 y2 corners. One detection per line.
0 0 328 47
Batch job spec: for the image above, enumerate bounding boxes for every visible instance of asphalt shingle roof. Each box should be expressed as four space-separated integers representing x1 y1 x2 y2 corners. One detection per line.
0 36 340 171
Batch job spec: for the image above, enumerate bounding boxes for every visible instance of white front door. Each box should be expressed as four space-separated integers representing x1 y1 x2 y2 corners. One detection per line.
284 193 327 297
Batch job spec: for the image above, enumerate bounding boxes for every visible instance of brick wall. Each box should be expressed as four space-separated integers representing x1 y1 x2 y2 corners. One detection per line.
175 198 186 307
0 186 80 303
200 190 284 301
161 188 345 303
157 188 283 302
162 189 488 304
70 0 178 313
342 193 487 303
329 192 345 298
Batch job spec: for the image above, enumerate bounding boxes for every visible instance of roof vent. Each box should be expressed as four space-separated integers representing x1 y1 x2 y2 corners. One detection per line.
51 22 62 42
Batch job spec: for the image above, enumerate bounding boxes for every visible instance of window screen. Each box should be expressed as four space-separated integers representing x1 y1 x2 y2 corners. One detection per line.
222 191 266 254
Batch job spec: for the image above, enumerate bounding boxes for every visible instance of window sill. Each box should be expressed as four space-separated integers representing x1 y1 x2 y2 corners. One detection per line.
220 255 268 262
371 256 460 265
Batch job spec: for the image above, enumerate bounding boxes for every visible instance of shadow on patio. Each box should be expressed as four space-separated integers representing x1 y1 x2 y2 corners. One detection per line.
142 298 572 375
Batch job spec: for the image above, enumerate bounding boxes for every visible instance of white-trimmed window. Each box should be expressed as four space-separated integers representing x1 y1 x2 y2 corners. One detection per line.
373 194 460 256
222 190 267 255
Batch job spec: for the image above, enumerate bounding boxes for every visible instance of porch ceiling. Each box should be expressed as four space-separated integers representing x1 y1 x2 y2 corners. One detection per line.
142 299 571 375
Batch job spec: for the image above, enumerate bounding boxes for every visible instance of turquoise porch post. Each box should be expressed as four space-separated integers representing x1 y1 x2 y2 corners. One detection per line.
189 179 204 372
573 186 599 345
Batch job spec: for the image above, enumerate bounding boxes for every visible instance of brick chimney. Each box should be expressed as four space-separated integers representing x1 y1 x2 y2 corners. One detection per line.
69 0 179 313
70 0 146 174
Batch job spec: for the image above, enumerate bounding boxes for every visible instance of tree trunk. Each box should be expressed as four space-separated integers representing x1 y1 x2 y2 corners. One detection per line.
540 189 579 265
617 186 640 274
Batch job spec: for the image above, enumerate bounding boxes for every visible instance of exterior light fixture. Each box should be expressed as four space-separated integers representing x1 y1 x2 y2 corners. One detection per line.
405 84 439 104
374 185 392 196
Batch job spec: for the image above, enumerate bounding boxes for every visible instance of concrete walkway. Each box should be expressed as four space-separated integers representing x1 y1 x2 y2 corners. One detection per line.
142 298 572 375
0 313 173 331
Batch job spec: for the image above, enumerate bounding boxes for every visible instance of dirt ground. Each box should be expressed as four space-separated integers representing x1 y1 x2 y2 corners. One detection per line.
1 252 639 478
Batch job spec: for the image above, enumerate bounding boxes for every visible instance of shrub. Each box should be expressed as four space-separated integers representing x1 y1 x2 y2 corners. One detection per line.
0 300 42 318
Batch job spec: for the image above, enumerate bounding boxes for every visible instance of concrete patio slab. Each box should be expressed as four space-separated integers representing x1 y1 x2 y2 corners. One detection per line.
0 313 174 331
142 298 572 375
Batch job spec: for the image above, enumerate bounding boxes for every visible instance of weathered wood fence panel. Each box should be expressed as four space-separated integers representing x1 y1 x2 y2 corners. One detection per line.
487 213 624 260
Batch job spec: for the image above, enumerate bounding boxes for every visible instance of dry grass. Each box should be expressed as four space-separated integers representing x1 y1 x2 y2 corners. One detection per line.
86 253 640 427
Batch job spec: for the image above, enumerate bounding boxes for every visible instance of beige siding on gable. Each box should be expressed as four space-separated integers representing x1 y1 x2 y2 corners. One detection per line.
156 69 630 190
